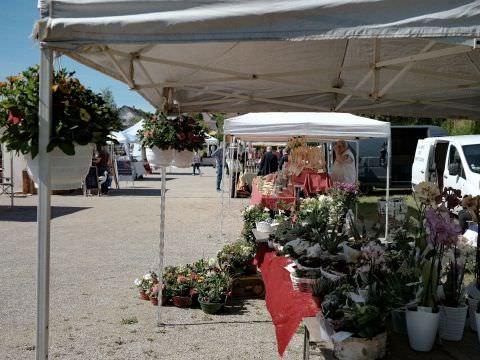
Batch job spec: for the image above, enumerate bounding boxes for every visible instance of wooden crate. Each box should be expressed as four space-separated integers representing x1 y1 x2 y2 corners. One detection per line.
231 274 265 299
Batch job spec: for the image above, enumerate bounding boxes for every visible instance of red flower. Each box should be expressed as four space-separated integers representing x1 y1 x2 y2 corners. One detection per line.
177 132 186 141
7 110 22 125
177 275 187 283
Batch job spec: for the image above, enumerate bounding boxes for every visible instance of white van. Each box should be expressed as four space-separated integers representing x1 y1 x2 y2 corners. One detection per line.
412 135 480 196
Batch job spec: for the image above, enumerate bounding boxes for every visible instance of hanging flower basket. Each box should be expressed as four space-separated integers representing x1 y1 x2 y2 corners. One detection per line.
172 150 194 168
145 147 174 168
26 144 92 190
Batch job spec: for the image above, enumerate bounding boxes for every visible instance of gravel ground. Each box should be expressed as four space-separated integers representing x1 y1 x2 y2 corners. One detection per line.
0 167 307 360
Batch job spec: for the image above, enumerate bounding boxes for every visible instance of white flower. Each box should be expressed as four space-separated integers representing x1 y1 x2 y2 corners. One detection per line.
208 258 217 267
134 278 142 286
264 207 270 212
143 273 152 281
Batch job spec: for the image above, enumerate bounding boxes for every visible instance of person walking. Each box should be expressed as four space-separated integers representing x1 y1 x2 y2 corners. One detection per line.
192 151 201 175
279 148 289 170
211 146 224 191
258 146 278 176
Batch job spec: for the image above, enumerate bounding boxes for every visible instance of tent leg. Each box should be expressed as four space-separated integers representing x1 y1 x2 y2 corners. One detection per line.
384 137 392 241
10 152 14 207
355 141 359 221
220 136 226 242
36 45 53 360
157 166 166 326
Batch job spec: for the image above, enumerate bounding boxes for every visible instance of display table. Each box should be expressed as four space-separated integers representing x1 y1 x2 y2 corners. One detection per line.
250 178 295 209
291 168 331 196
250 169 331 208
254 244 319 356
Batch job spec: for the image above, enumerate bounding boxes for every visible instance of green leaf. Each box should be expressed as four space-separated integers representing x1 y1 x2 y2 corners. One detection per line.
58 141 75 156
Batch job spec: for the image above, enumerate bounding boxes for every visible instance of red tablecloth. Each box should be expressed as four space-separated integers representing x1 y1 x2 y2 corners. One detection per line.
254 244 318 357
291 168 332 196
250 180 295 209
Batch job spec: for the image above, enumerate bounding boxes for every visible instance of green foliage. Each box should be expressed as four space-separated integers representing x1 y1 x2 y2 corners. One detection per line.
217 239 255 275
138 112 206 151
343 303 386 339
0 66 121 158
120 317 138 325
197 271 230 303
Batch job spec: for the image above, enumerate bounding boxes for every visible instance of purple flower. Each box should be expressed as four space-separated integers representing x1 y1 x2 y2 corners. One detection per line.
425 208 461 248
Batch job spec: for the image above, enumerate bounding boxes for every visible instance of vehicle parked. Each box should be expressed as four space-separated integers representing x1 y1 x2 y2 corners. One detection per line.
357 125 448 192
412 135 480 196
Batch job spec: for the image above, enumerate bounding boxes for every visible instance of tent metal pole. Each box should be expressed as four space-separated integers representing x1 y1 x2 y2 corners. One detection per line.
10 151 14 207
355 141 359 221
384 136 392 241
234 139 240 199
220 135 226 242
157 165 166 326
36 45 53 360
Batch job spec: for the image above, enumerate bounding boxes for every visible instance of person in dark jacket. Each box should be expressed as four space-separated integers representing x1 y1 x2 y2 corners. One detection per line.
279 149 289 170
258 146 278 176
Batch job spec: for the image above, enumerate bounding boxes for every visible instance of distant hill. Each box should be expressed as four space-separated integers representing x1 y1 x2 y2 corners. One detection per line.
118 106 151 129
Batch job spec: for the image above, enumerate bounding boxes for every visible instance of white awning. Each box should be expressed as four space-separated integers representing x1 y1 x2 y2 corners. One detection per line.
34 0 480 119
224 112 390 142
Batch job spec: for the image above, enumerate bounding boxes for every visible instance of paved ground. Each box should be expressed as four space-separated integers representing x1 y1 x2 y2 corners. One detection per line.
0 167 306 360
1 167 479 359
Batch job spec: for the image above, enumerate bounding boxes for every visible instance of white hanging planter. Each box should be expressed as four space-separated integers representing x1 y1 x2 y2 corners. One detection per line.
406 308 439 352
172 150 194 168
333 332 387 360
468 297 480 332
439 305 468 341
145 147 174 168
26 144 92 191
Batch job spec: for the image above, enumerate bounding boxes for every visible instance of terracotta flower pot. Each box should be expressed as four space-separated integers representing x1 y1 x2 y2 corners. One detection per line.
172 295 192 308
151 297 158 306
139 291 150 301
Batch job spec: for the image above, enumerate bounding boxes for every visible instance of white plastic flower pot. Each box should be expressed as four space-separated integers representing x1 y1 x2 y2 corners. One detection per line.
26 144 92 191
439 305 468 341
145 147 174 168
256 221 271 233
172 150 194 168
468 297 480 332
406 309 439 352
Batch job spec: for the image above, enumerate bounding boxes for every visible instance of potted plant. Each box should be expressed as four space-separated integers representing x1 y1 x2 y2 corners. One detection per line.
133 271 158 301
170 269 194 308
241 204 270 244
139 112 205 168
463 195 480 331
217 239 255 276
0 67 121 190
439 245 468 341
406 204 461 352
197 271 231 314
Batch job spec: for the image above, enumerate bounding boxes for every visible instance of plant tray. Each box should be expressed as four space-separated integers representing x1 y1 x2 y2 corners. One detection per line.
231 274 265 299
290 273 317 293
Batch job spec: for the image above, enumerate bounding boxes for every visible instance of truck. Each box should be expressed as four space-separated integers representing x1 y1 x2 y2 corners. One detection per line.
357 125 448 192
411 135 480 196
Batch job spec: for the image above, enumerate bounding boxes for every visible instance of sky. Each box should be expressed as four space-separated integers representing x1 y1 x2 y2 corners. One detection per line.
0 1 155 113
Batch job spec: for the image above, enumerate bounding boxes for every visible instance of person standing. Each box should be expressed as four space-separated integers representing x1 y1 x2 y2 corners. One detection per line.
93 146 112 194
331 140 356 184
279 148 289 170
211 146 224 191
258 146 278 176
192 151 201 176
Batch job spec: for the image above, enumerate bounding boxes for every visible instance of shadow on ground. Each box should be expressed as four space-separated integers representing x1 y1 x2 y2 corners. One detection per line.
0 206 91 222
108 187 164 197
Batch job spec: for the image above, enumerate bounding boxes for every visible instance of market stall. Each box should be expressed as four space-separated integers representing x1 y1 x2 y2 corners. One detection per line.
223 112 391 217
33 1 480 359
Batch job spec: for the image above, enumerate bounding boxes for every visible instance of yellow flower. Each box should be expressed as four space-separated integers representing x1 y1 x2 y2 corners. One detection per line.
79 108 91 122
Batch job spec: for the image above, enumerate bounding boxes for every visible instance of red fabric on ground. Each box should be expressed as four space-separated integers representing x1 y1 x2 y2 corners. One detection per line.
291 168 332 196
254 245 318 357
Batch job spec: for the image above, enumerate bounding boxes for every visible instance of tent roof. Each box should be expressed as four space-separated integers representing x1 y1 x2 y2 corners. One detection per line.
224 112 391 141
122 119 145 143
35 1 480 119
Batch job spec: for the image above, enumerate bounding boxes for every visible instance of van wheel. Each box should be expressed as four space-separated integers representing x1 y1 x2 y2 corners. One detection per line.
360 185 373 195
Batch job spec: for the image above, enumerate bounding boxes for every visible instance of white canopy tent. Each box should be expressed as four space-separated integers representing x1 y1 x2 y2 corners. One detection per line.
223 112 392 236
33 1 480 359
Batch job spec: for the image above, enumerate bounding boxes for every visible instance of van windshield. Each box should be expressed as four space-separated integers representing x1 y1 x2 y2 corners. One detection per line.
463 145 480 174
